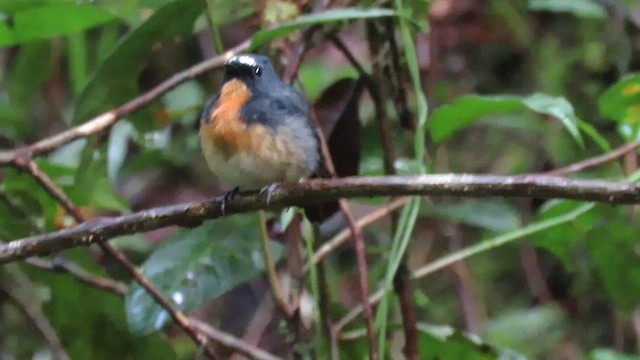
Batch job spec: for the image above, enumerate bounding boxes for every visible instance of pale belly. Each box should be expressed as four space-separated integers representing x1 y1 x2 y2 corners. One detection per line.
201 127 313 190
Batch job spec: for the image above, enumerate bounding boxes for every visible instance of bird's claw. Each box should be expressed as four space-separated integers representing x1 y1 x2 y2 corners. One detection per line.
260 183 280 206
218 186 240 214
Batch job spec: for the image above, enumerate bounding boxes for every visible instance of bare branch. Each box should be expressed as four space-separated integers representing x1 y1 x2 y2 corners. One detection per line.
2 174 639 264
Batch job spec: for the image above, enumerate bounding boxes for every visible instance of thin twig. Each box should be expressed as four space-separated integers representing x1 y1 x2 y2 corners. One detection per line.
258 210 292 315
308 109 378 360
0 283 71 360
0 40 250 166
2 174 640 264
334 202 594 336
191 319 285 360
542 140 640 176
26 258 128 295
305 197 409 272
13 160 217 359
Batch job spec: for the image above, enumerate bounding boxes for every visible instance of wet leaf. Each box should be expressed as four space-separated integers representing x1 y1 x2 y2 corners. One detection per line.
125 216 283 335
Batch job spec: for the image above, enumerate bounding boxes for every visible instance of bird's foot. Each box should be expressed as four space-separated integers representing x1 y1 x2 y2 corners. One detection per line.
260 183 280 206
218 186 240 214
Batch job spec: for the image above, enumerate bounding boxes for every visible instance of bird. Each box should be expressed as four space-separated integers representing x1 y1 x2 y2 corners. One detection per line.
199 54 321 206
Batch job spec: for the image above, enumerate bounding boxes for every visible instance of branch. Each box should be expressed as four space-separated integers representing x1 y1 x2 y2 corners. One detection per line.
15 161 217 358
0 40 250 166
1 285 71 360
542 140 640 176
2 174 639 264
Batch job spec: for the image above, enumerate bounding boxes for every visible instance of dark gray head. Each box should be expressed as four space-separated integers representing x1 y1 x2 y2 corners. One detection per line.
223 54 282 92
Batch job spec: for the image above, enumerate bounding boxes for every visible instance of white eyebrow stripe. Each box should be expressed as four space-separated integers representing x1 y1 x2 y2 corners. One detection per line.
233 55 257 67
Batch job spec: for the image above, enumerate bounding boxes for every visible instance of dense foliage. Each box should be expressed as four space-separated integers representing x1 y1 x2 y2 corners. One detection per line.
1 0 640 359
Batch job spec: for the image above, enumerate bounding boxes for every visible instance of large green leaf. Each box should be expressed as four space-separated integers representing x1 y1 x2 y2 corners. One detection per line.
586 219 640 313
74 0 204 125
251 8 397 48
125 216 283 335
0 3 116 45
598 73 640 125
430 93 583 145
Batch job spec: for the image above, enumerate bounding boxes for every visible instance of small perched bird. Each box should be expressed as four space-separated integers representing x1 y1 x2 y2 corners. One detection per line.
199 54 320 199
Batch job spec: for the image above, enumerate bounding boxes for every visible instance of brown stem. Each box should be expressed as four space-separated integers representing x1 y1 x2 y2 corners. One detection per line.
393 264 418 360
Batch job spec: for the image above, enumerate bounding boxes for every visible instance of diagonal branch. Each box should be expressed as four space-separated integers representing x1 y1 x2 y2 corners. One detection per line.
13 160 217 359
0 40 250 167
2 174 640 264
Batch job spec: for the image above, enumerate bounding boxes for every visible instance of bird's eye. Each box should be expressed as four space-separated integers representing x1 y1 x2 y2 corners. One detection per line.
254 67 263 77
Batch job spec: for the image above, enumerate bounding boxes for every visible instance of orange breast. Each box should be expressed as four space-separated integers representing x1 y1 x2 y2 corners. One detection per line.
200 79 254 156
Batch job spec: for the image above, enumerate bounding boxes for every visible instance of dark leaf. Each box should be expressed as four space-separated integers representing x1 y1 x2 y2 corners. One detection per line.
310 78 364 220
74 0 204 126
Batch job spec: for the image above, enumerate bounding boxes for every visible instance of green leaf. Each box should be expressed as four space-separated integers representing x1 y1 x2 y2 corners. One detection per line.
0 4 116 46
528 200 601 270
74 0 204 125
522 93 583 146
125 216 283 335
429 95 524 142
586 219 640 313
417 323 527 360
482 305 565 358
598 73 640 125
251 8 397 48
430 94 583 145
528 0 606 19
590 349 640 360
423 199 521 233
